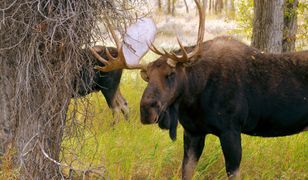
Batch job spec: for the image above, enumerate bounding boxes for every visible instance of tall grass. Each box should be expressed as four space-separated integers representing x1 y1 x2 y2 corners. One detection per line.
62 54 308 179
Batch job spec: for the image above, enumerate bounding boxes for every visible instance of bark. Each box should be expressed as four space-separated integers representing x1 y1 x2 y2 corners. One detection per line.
283 0 298 52
0 46 71 179
252 0 285 53
0 58 17 158
1 12 66 180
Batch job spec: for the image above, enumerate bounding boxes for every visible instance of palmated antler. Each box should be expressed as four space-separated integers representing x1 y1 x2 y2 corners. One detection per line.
149 0 205 65
90 20 147 72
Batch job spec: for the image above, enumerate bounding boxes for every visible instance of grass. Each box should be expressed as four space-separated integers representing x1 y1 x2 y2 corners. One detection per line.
1 56 307 180
62 53 308 179
1 10 307 179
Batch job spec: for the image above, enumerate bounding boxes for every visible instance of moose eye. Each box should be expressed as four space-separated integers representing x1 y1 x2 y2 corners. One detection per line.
166 71 175 82
140 70 149 82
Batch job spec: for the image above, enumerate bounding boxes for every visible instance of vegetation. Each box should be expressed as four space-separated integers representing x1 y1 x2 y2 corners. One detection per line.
1 1 307 179
297 1 308 50
230 0 307 50
229 0 254 39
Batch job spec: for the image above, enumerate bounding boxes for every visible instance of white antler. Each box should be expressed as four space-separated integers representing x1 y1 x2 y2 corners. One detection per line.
91 18 157 72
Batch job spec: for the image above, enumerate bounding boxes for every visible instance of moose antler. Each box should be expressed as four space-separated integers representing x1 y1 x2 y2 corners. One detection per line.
149 0 205 65
90 20 147 72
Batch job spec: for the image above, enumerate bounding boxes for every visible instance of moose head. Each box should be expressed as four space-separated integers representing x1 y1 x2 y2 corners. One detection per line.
139 0 205 140
91 0 205 140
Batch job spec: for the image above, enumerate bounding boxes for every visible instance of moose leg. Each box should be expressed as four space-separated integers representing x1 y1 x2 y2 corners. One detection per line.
219 131 242 179
182 130 205 180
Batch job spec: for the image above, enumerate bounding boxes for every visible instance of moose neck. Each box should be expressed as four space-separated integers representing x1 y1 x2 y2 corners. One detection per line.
179 60 212 105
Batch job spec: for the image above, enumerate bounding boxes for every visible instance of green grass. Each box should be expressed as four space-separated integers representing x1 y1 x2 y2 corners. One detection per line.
62 65 308 179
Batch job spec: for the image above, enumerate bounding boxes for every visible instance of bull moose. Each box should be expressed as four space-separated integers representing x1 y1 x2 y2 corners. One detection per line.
73 47 129 122
90 0 308 179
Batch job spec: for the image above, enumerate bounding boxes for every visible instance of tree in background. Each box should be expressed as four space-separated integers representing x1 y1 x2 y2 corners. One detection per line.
252 0 285 53
157 0 235 16
158 0 191 15
251 0 305 53
209 0 213 13
202 0 234 15
0 0 144 179
158 0 162 11
283 0 299 52
225 0 235 16
167 0 177 15
296 0 308 50
214 0 224 14
203 0 208 10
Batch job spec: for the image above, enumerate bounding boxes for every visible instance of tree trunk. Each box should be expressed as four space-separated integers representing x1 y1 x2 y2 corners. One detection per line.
224 0 228 12
168 0 172 14
252 0 285 53
171 0 176 16
209 0 213 14
0 47 70 179
283 0 298 52
0 1 105 179
158 0 162 11
214 0 224 14
0 59 16 158
225 0 235 16
203 0 208 12
184 0 189 13
13 78 69 179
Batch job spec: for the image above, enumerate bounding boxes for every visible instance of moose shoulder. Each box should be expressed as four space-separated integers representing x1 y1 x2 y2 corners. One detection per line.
179 36 308 137
140 36 308 179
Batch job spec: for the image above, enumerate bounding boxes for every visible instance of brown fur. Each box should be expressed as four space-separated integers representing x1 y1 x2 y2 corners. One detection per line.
140 36 308 178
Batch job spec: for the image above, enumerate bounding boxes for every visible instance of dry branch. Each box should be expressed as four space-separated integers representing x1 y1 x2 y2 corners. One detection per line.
0 0 148 179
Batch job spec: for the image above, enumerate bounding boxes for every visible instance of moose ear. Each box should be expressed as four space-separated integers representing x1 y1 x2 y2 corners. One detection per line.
122 18 157 66
140 69 149 82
